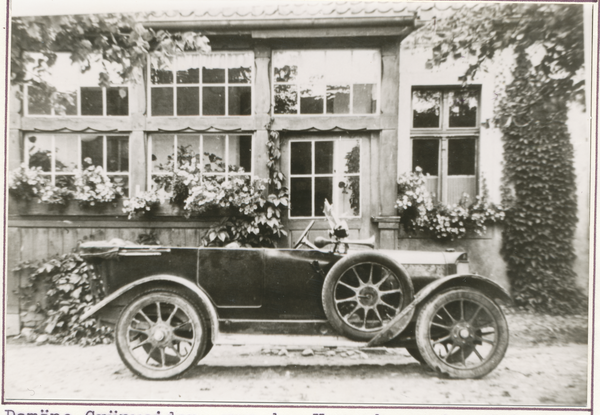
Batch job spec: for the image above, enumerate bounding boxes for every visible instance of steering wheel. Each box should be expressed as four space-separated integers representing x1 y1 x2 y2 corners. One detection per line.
294 220 315 249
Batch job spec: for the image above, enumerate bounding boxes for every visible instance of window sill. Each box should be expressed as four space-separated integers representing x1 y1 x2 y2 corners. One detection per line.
397 227 494 240
8 198 232 220
371 216 497 240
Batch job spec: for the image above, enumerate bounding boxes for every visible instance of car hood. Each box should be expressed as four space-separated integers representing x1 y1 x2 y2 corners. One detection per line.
378 249 466 265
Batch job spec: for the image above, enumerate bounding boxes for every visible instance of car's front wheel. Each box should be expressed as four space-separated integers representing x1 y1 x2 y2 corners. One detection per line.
116 289 209 380
415 288 509 379
322 252 413 341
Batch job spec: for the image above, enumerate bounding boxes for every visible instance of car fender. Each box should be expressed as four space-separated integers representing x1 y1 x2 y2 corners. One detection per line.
367 274 511 347
79 274 219 343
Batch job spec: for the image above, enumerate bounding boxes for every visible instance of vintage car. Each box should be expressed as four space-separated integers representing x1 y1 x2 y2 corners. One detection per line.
80 203 510 380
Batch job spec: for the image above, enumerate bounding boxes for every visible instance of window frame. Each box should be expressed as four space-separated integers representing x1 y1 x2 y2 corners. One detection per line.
24 85 130 118
23 133 131 195
22 52 129 117
147 133 254 190
410 86 481 204
288 137 362 219
272 49 381 116
147 51 254 117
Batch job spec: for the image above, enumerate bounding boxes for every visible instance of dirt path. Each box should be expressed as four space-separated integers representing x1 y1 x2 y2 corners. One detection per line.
4 342 588 406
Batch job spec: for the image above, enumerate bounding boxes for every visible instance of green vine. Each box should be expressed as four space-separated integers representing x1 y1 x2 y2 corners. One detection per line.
14 253 112 345
499 51 586 314
265 117 287 192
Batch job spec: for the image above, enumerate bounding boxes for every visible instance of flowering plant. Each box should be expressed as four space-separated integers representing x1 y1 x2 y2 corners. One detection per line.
122 190 166 219
120 143 289 247
395 168 504 241
9 164 49 200
9 164 73 205
185 176 265 214
38 185 73 205
73 165 123 207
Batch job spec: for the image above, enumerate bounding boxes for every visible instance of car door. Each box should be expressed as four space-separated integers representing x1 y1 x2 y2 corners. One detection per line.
196 248 264 308
263 248 339 319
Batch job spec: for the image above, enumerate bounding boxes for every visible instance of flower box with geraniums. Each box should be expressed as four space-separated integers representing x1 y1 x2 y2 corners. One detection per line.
8 163 125 216
395 168 505 242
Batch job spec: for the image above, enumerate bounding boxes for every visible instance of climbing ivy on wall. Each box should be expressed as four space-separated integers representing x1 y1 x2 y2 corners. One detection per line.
499 52 585 314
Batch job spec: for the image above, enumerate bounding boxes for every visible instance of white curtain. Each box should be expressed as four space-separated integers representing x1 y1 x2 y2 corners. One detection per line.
175 53 205 72
227 52 253 69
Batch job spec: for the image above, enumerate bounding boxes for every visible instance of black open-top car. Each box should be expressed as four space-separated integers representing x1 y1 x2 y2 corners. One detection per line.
80 203 510 380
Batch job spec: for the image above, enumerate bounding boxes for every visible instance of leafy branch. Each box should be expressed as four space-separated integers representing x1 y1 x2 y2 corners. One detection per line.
12 14 210 87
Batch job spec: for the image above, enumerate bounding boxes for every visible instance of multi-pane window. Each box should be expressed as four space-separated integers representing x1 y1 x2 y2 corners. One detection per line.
273 50 380 115
411 87 480 204
24 134 130 194
150 53 253 116
289 138 361 218
24 53 129 116
149 134 253 187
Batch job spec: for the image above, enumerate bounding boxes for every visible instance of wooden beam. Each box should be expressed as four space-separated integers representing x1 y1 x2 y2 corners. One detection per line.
252 26 413 39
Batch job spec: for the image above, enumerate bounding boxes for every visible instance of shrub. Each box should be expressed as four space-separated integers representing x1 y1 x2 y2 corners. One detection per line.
16 253 112 345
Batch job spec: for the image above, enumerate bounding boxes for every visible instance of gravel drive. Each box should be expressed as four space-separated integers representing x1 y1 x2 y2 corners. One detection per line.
4 341 588 406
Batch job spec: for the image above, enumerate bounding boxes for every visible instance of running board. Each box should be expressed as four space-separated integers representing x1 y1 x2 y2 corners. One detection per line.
214 333 366 348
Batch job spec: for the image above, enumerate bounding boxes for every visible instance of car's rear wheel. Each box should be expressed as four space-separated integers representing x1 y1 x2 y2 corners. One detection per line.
415 288 509 379
322 252 413 341
116 289 208 380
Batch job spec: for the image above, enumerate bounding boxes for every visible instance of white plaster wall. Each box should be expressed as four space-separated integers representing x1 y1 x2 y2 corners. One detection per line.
568 101 591 291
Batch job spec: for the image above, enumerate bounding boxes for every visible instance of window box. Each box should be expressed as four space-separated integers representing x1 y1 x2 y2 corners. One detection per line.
371 216 494 240
148 203 230 219
9 197 125 217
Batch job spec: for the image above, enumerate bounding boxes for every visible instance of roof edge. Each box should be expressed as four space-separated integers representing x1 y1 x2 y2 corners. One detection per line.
141 15 416 31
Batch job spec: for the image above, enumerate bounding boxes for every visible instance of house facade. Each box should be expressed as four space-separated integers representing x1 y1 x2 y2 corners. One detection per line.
6 2 591 335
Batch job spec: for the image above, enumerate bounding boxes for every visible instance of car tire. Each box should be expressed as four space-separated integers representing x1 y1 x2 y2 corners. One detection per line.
415 287 509 379
116 288 209 380
322 252 413 342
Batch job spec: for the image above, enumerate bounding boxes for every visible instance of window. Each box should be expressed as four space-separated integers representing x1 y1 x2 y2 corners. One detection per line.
149 134 253 187
411 87 480 204
289 138 360 218
24 53 129 116
25 134 130 194
273 50 380 115
150 52 253 116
